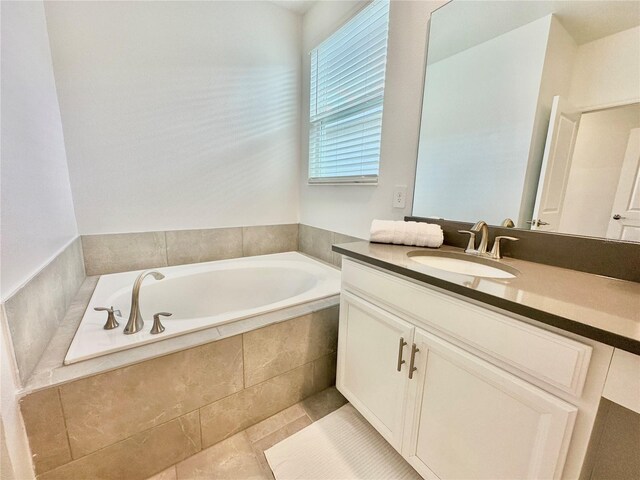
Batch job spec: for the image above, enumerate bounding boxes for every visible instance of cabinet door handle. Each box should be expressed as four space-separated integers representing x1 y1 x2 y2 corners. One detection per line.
397 337 408 371
409 343 420 379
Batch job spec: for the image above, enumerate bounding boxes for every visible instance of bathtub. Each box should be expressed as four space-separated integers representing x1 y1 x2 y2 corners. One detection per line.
65 252 341 364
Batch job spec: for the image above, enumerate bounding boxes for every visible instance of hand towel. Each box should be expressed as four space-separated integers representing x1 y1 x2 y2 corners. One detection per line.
370 220 443 248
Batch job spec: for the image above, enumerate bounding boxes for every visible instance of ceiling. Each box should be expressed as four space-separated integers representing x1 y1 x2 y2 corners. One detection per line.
270 0 317 15
428 0 640 64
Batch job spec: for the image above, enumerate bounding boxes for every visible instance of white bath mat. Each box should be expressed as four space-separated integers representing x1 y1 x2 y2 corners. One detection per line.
264 403 422 480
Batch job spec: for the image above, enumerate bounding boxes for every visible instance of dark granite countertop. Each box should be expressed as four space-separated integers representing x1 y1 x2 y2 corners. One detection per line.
333 242 640 355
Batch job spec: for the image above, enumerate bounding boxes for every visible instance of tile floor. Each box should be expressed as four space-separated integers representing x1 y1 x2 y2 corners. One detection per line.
146 387 348 480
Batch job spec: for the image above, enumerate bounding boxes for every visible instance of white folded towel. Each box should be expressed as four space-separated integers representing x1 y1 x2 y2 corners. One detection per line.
370 220 443 248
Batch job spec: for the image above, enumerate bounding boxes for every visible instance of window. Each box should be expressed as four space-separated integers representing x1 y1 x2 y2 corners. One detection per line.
308 0 390 184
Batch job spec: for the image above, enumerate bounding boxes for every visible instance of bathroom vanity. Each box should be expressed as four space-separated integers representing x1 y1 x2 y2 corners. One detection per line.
333 241 639 480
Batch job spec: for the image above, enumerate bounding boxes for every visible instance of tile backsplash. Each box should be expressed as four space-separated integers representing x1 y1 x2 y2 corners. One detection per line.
299 224 363 268
3 238 85 384
82 224 301 276
82 223 362 276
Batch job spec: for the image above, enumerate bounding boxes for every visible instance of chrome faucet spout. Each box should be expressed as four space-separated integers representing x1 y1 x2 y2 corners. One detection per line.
471 220 489 255
124 270 165 334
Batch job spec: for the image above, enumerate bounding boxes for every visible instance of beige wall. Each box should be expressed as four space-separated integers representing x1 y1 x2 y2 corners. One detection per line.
299 0 447 239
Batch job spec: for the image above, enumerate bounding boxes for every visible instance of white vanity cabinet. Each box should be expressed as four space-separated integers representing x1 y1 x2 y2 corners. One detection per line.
402 328 576 480
336 291 415 449
336 259 596 480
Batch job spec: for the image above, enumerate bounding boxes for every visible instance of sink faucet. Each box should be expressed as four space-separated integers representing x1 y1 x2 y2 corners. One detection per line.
458 220 489 255
124 270 165 334
471 220 489 255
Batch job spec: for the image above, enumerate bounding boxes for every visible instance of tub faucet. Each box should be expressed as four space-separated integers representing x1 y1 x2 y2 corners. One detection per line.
124 270 165 334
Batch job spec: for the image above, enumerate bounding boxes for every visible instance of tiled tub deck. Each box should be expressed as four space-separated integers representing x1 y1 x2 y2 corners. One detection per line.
20 305 339 479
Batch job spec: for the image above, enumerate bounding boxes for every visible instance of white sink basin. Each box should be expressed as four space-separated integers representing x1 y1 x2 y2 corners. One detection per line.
408 252 517 279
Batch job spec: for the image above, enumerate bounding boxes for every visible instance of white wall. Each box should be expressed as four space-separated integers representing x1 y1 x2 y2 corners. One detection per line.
413 16 552 226
569 26 640 110
299 0 446 239
44 1 301 235
0 0 78 300
560 104 640 238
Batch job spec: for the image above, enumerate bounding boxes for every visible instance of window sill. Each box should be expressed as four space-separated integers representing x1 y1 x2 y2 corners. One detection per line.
308 176 378 186
308 181 378 186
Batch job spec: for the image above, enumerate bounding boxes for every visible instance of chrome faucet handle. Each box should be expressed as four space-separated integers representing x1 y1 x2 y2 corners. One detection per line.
490 236 519 260
94 306 120 330
150 312 171 335
458 230 477 254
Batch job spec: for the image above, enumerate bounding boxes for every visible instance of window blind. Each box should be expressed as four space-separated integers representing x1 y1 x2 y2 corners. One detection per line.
309 0 390 184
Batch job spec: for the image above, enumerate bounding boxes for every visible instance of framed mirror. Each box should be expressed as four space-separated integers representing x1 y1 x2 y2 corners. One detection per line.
413 0 640 242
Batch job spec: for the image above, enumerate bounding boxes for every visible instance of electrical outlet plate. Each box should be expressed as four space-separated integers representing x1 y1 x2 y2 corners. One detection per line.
393 185 407 208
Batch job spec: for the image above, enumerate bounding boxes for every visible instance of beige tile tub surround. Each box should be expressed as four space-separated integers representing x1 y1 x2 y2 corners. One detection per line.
243 305 339 386
242 224 299 257
19 389 71 475
60 336 244 458
20 306 338 479
4 237 85 384
166 227 243 266
176 431 266 480
200 361 315 448
199 308 338 448
39 411 202 480
150 387 347 480
298 224 363 268
81 231 168 276
82 224 299 275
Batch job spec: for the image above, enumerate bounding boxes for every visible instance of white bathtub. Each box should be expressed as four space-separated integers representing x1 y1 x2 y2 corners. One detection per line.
65 252 341 364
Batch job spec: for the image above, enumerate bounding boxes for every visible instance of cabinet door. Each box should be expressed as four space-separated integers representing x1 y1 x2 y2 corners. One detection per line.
403 329 577 480
337 291 414 450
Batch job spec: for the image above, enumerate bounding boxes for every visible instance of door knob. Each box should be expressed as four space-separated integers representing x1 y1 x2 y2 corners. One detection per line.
612 214 625 220
527 219 550 227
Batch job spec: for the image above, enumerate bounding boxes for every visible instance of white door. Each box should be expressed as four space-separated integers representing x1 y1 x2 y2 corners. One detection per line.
402 329 577 480
336 291 414 450
606 128 640 241
531 96 581 231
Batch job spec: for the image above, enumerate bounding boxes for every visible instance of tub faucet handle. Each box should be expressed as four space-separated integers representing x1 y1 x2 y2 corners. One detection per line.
150 312 171 335
95 306 120 330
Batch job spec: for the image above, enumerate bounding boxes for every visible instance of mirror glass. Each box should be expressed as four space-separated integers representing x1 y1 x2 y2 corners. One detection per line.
413 0 640 242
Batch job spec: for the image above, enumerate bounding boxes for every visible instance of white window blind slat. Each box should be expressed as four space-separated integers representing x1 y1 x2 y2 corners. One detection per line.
317 26 386 71
308 0 389 184
312 1 389 60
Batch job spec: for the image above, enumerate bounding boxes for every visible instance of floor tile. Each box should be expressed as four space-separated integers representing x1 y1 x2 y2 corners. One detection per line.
245 404 307 443
176 432 267 480
147 466 177 480
300 386 348 421
251 415 313 480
